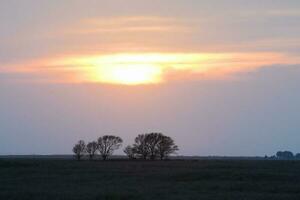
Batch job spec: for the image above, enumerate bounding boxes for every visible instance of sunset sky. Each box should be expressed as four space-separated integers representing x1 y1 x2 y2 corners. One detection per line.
1 0 300 156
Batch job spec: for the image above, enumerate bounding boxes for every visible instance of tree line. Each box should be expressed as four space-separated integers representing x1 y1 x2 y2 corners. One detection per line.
72 133 178 161
266 151 300 160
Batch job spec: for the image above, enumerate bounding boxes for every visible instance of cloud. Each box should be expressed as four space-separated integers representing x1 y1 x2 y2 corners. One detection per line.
266 10 300 17
2 11 299 67
2 52 299 84
1 13 300 85
240 8 300 18
50 16 190 37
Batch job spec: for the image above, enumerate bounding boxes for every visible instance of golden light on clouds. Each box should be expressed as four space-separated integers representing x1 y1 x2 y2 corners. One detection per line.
34 52 296 85
3 50 299 85
48 53 229 85
1 13 300 85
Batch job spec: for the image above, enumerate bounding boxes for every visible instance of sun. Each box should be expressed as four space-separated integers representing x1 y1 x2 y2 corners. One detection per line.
95 64 163 85
70 54 166 85
51 53 233 85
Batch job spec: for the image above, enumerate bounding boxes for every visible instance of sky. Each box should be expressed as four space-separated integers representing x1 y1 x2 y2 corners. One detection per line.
0 0 300 156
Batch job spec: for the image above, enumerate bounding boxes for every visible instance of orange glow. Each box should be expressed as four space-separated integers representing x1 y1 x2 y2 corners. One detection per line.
93 64 162 85
8 52 298 85
51 53 233 85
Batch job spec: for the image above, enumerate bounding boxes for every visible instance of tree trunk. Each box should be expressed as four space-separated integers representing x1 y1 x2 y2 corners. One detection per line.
150 154 155 160
160 154 164 160
143 154 147 160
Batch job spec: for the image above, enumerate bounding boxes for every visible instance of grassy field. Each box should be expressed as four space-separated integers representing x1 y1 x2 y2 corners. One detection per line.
1 159 300 200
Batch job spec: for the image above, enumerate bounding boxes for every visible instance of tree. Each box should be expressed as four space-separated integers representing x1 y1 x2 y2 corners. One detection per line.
72 140 86 161
97 135 123 160
86 141 98 160
146 133 163 160
131 133 179 160
133 134 149 160
124 145 137 159
157 135 179 160
295 153 300 159
276 151 294 159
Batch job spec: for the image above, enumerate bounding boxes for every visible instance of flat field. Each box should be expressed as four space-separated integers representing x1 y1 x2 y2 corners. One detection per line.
1 159 300 200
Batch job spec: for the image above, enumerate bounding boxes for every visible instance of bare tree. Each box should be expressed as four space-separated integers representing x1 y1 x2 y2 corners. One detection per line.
157 135 179 160
86 141 98 160
97 135 123 160
124 145 137 159
146 133 163 160
131 133 179 160
72 140 86 161
133 134 149 160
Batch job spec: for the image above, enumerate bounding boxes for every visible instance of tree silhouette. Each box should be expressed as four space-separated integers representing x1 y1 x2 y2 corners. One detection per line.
276 151 294 159
157 135 179 160
72 140 86 161
133 134 149 160
124 145 137 159
132 133 179 160
97 135 123 160
86 141 98 160
146 133 163 160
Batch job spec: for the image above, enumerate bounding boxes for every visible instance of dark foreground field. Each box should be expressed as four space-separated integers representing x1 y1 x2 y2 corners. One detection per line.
1 159 300 200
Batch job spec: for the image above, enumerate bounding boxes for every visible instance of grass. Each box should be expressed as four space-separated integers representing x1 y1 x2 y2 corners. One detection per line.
1 159 300 199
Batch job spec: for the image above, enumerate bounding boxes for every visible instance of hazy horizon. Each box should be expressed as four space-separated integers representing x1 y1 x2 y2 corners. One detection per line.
1 0 300 156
